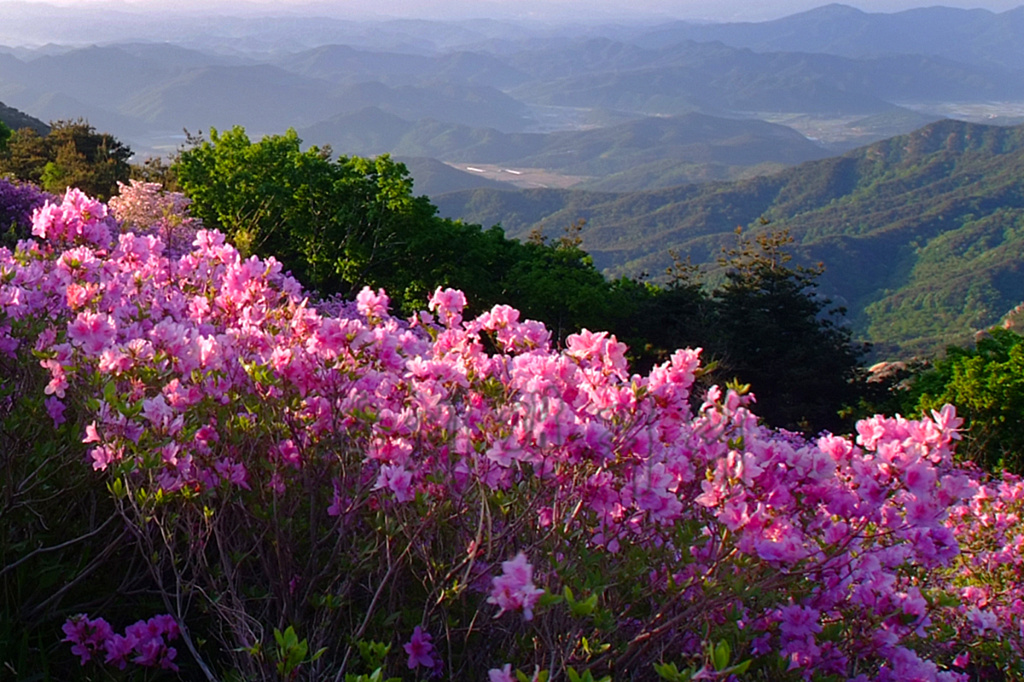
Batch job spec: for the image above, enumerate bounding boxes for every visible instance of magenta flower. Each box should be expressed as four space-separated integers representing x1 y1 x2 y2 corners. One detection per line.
403 626 434 669
373 464 415 502
45 395 66 427
428 286 467 326
62 615 113 665
67 311 117 356
488 552 545 621
356 286 390 318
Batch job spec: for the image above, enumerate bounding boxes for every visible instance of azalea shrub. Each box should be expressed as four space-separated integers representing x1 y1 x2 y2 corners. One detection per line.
0 177 53 245
2 186 1024 681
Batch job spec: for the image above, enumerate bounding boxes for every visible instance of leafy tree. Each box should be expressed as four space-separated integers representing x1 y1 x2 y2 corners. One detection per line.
507 220 627 345
130 154 178 190
0 119 131 200
905 327 1024 472
174 127 627 339
175 126 465 307
0 127 47 185
0 121 10 153
706 227 866 434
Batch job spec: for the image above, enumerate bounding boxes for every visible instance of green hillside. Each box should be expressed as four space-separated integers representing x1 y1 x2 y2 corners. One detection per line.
434 119 1024 359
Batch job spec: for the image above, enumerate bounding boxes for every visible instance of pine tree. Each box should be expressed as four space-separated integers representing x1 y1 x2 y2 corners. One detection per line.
708 227 866 434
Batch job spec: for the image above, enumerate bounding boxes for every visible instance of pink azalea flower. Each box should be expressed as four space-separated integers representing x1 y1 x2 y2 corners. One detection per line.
403 626 434 669
488 552 545 620
62 615 113 665
374 464 415 502
428 287 467 326
356 286 390 318
67 311 117 355
488 664 515 682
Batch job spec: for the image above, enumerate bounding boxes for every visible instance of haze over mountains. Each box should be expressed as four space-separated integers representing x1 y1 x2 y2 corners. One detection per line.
2 2 1024 357
1 2 1023 183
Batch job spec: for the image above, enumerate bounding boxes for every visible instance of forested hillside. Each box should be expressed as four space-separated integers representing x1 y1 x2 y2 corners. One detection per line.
0 102 48 136
436 118 1024 358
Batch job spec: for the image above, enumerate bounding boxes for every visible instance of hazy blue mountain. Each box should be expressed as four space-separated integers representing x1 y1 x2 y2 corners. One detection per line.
505 39 1024 116
333 81 531 131
119 64 345 132
510 112 830 174
0 46 172 107
0 4 1021 193
274 45 529 88
433 119 1024 357
633 5 1024 71
114 42 251 70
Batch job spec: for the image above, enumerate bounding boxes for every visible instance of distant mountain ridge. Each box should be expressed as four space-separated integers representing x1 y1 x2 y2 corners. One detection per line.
297 110 832 192
433 119 1024 358
633 4 1024 71
2 3 1023 163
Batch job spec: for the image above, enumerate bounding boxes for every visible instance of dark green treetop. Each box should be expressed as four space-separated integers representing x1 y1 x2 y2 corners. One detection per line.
0 119 131 200
705 227 867 434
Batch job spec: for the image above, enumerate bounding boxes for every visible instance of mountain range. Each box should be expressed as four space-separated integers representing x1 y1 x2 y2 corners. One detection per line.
0 3 1021 187
434 118 1024 359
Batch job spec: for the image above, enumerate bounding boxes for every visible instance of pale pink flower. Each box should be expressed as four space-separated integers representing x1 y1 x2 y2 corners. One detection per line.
488 664 515 682
488 552 545 620
356 286 390 318
428 287 467 326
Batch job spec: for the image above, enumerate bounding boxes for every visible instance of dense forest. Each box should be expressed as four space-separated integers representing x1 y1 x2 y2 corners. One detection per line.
435 118 1024 358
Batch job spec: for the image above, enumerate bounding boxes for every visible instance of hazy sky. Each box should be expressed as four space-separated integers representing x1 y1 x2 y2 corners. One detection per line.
6 0 1024 22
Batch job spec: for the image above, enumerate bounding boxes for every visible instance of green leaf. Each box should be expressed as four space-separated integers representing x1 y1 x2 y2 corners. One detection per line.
712 640 730 672
730 659 752 675
102 380 117 404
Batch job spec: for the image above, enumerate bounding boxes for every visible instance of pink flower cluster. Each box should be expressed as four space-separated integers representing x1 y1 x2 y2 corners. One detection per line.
488 552 545 620
108 179 201 257
4 187 1024 679
31 187 115 248
62 613 179 671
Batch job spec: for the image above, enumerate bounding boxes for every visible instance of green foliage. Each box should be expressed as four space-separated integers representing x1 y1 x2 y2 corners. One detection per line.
0 121 11 154
174 127 629 338
274 626 326 680
0 119 131 200
902 328 1024 472
178 126 472 309
0 344 145 679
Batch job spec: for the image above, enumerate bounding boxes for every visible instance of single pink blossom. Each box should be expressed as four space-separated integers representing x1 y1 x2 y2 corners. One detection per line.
489 664 515 682
403 626 434 669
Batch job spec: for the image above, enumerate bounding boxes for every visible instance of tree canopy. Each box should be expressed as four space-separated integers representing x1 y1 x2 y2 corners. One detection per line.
899 327 1024 472
0 119 131 200
704 228 866 433
173 127 630 341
